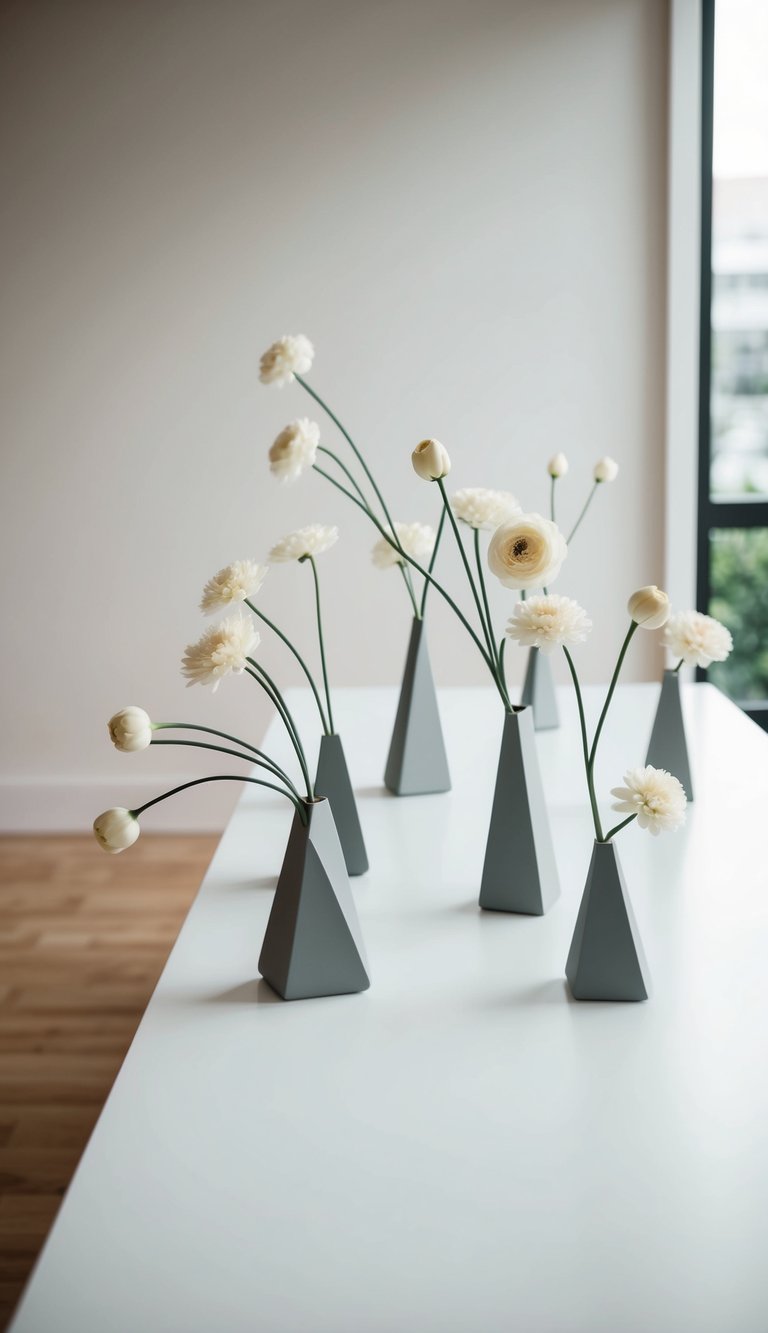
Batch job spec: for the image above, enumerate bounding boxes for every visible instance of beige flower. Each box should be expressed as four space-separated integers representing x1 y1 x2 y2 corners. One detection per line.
269 525 339 562
200 560 267 614
259 334 314 386
487 512 568 590
610 766 687 835
627 586 670 629
93 808 140 854
412 438 451 481
451 487 522 530
268 418 320 482
506 594 591 655
372 522 436 569
663 610 733 668
547 453 569 478
594 456 619 483
108 707 153 753
181 613 259 690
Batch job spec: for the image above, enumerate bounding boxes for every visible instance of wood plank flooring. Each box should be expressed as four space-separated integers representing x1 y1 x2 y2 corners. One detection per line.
0 833 217 1331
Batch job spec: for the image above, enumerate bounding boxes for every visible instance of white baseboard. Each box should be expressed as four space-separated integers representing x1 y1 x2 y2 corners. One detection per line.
0 777 236 833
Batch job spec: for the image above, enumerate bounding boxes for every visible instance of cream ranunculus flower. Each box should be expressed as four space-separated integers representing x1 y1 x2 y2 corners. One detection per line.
259 334 315 386
506 594 592 655
663 610 733 668
451 487 522 530
594 456 619 483
268 418 320 482
93 807 140 854
269 525 339 562
200 560 268 614
610 765 687 835
487 512 568 590
412 438 451 481
181 613 259 690
547 453 569 478
372 521 436 569
627 585 670 629
108 707 154 753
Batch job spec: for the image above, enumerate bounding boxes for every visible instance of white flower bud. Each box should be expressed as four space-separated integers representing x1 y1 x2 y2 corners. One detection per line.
594 456 619 483
93 808 140 854
547 453 569 478
411 438 451 481
627 585 670 629
108 707 153 753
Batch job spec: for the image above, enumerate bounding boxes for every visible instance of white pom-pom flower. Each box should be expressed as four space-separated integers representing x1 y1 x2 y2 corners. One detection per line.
610 765 687 836
372 522 436 569
487 512 568 590
181 613 259 691
269 525 339 562
594 456 619 483
200 560 267 614
93 808 140 854
663 610 733 668
268 418 320 483
259 334 315 386
547 453 569 478
506 594 592 655
451 488 522 531
108 707 153 753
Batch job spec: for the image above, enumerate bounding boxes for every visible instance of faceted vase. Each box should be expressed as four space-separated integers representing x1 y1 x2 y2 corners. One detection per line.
384 616 451 797
645 669 693 801
258 798 370 1001
520 647 560 731
479 707 560 915
565 840 650 1002
315 733 369 877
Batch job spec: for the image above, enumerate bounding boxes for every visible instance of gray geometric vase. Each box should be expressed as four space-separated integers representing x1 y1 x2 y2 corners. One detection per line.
258 798 371 1001
565 840 650 1002
520 646 560 731
479 707 560 915
315 733 369 877
645 669 693 801
384 616 451 797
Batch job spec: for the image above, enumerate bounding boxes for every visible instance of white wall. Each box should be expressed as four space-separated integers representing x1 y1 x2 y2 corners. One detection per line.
0 0 669 830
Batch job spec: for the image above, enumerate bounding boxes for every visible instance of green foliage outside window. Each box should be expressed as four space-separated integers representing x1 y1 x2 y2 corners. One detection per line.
709 527 768 701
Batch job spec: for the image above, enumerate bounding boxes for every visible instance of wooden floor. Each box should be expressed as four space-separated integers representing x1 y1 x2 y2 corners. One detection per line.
0 833 217 1331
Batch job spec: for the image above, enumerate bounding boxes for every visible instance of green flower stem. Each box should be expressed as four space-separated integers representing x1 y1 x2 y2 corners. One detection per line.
437 479 497 663
133 774 307 824
550 474 557 524
603 813 638 842
563 645 604 843
245 662 313 800
153 724 298 791
499 636 508 694
473 525 501 674
244 599 329 735
674 658 684 674
303 555 335 735
419 504 447 618
150 738 304 802
399 563 421 618
566 482 598 544
295 374 396 533
316 444 374 514
587 621 638 773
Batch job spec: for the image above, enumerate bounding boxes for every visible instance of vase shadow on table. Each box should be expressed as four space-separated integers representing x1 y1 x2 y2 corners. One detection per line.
474 979 576 1008
211 979 283 1005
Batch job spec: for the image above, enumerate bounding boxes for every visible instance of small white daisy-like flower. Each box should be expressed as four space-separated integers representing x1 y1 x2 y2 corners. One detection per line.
371 522 436 569
663 610 733 668
181 613 259 691
200 560 267 615
610 765 687 836
269 525 339 562
259 334 315 387
451 487 522 530
506 594 592 655
268 418 320 483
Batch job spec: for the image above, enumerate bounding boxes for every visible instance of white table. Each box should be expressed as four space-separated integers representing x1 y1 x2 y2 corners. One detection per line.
11 685 768 1333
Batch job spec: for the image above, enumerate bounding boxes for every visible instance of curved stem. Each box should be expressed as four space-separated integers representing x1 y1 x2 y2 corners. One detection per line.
550 474 556 524
566 482 598 544
399 563 421 618
420 504 447 618
296 375 396 532
150 738 303 801
316 445 374 514
499 637 509 698
587 621 638 773
245 600 329 734
674 658 684 674
246 663 313 800
133 774 307 823
563 645 603 842
474 525 500 672
603 813 638 842
304 555 335 734
154 722 298 788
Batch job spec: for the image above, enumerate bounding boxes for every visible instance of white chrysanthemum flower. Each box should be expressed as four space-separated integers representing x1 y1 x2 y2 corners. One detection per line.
506 594 592 655
200 560 267 615
487 512 568 590
663 610 733 668
268 418 320 483
610 765 687 836
269 525 339 563
451 487 522 530
259 334 315 386
93 808 140 854
371 522 436 569
181 613 259 691
108 706 153 752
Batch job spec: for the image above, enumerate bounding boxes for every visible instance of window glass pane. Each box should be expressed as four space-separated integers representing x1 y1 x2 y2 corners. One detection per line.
709 528 768 701
711 1 768 497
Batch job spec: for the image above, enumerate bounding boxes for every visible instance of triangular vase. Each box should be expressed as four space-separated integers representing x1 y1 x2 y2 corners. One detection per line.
384 617 451 797
520 647 560 730
645 669 693 800
565 840 650 1001
315 733 369 877
258 798 370 1001
479 707 560 914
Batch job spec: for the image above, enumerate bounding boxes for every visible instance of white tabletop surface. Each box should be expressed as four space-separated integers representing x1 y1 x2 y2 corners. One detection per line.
10 683 768 1333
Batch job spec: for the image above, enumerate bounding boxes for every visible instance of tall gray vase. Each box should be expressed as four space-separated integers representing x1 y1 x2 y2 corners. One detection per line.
645 669 693 800
315 733 369 877
258 798 370 1001
565 840 650 1002
479 707 560 915
384 617 451 797
520 647 560 730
